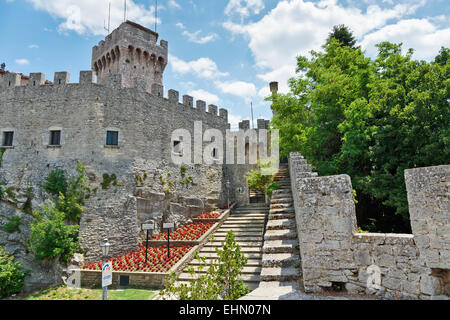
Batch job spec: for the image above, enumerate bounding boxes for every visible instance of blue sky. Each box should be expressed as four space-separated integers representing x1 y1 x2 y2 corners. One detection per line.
1 0 449 128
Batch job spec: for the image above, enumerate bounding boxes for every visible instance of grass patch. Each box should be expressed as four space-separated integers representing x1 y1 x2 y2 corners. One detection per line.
22 285 159 300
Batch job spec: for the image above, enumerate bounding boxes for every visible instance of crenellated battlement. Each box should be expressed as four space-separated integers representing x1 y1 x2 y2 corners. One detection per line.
0 71 228 123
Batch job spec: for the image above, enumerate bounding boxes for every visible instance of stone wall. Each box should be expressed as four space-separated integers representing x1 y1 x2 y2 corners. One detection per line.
289 152 449 299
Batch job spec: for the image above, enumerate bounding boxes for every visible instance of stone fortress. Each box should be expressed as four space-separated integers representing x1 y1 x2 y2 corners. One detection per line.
0 20 448 300
0 21 269 289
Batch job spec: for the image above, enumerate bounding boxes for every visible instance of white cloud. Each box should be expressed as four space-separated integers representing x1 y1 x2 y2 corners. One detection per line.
225 0 265 18
223 0 435 93
228 113 247 130
182 30 219 44
169 55 229 79
175 22 185 29
26 0 158 35
360 19 450 60
15 59 30 65
188 89 220 105
28 44 39 49
168 0 181 10
215 80 257 103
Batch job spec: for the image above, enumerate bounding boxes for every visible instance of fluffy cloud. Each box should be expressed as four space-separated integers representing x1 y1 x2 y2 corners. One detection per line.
169 55 229 79
223 0 437 93
176 22 218 44
168 0 181 10
215 80 257 102
26 0 158 35
15 59 30 65
360 19 450 60
225 0 265 18
188 89 220 105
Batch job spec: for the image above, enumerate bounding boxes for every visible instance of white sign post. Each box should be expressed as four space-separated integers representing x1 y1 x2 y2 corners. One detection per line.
163 222 175 260
102 262 113 288
142 222 155 264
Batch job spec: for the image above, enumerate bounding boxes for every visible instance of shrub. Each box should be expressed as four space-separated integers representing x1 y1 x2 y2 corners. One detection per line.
0 246 28 299
29 203 80 263
244 161 273 192
42 169 68 197
3 216 22 233
264 183 281 198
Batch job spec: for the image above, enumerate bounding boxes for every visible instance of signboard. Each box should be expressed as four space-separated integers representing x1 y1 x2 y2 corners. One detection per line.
163 222 174 229
102 262 113 287
142 223 155 231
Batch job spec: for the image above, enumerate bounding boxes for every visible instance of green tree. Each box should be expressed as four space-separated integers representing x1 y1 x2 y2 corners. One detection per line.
41 169 68 197
326 24 357 48
269 25 449 231
244 161 274 192
161 230 249 300
29 203 79 263
0 246 29 298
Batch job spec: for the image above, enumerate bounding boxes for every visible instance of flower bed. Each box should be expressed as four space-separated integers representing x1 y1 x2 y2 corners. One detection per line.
195 212 223 219
150 221 215 241
82 245 193 273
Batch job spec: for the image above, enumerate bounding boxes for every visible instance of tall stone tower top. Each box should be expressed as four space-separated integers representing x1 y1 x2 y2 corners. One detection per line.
92 20 168 92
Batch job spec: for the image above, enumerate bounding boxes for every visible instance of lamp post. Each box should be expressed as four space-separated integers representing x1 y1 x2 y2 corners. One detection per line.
226 180 231 209
100 238 111 301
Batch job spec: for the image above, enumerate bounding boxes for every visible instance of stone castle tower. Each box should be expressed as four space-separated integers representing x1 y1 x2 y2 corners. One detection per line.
92 20 168 93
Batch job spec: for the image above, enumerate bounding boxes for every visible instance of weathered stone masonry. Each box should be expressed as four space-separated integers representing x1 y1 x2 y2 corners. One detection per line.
289 152 449 299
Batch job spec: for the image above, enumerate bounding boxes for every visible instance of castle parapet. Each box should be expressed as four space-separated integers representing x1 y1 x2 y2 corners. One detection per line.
151 83 164 97
80 71 94 84
183 95 193 107
219 108 228 122
29 73 45 86
208 104 218 116
2 73 21 88
196 100 206 113
168 89 179 103
54 72 70 85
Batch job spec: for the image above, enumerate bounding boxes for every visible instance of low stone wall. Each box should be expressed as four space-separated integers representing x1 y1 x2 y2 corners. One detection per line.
289 152 449 299
80 270 168 289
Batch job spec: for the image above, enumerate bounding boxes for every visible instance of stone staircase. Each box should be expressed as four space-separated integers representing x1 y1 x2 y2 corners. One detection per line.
258 164 302 288
178 203 269 291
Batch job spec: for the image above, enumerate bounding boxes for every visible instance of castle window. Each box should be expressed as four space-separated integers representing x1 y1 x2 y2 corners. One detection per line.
2 131 14 147
106 131 119 146
212 148 218 159
49 130 61 146
173 140 183 155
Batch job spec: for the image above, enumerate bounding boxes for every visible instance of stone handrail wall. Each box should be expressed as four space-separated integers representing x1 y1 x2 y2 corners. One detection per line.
289 152 449 299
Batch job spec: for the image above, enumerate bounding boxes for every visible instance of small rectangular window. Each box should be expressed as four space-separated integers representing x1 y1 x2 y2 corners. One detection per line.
173 140 183 154
2 132 14 147
49 130 61 146
106 131 119 146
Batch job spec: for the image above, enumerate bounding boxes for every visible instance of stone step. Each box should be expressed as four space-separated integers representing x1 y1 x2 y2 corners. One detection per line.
178 273 261 283
198 252 262 260
217 226 264 232
177 281 260 291
205 241 263 247
190 258 262 267
264 229 298 241
214 231 263 236
222 222 265 227
233 209 269 213
259 267 300 282
272 190 292 196
269 207 295 214
270 203 294 209
261 253 301 268
213 236 263 242
263 240 299 254
185 265 262 275
268 213 295 220
201 246 262 253
270 197 293 204
266 219 295 230
226 217 266 221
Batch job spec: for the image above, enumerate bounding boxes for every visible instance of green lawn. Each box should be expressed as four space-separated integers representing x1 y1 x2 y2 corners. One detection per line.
22 285 160 300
